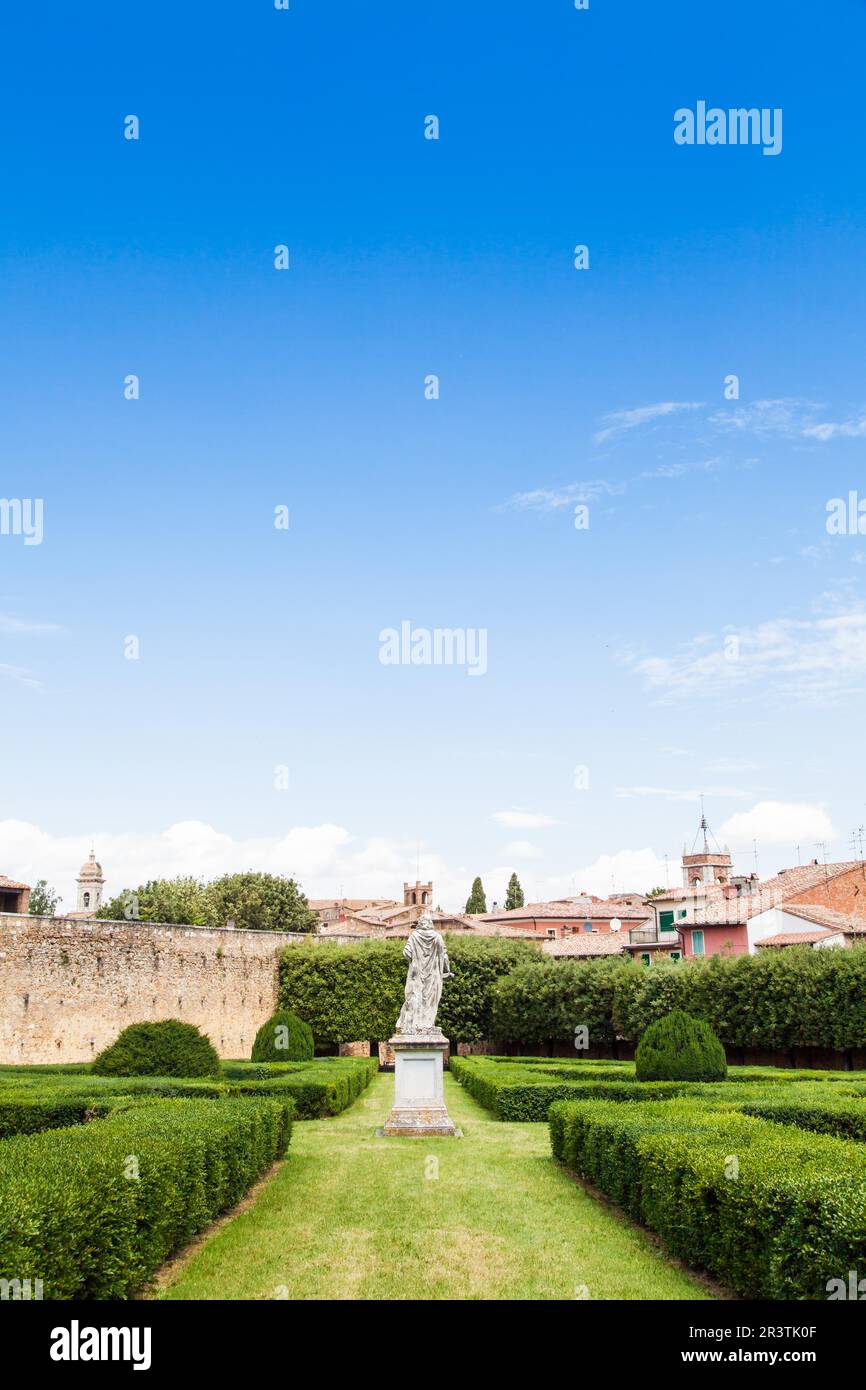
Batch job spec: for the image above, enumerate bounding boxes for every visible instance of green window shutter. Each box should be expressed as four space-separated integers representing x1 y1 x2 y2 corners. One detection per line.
659 910 676 932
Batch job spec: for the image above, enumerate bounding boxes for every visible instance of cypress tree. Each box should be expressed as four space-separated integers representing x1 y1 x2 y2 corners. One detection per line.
505 872 524 910
465 876 487 914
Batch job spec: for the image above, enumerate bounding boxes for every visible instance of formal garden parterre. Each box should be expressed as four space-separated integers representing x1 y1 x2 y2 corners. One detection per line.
448 1050 866 1299
5 939 866 1301
0 1026 377 1298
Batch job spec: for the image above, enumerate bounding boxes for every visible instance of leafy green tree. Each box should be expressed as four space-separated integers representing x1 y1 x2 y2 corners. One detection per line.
465 876 487 914
204 872 317 933
97 876 208 924
505 872 524 911
646 886 667 899
29 880 62 916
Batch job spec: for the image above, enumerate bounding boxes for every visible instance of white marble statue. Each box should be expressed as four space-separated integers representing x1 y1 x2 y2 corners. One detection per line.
395 912 453 1035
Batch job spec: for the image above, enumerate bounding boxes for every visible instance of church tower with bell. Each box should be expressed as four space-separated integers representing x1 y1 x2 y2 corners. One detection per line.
75 849 105 915
681 802 732 889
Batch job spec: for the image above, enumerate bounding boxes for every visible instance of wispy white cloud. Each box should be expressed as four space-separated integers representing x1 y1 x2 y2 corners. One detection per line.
623 599 866 705
803 416 866 441
615 785 756 802
702 758 764 774
492 809 557 829
499 839 543 859
594 401 703 445
708 397 866 444
708 398 821 438
0 663 43 691
0 613 61 635
500 480 625 513
0 612 61 690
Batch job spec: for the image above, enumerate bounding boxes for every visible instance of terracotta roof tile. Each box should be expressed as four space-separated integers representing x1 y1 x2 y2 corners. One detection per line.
756 929 842 947
782 904 866 935
478 899 652 923
542 934 628 957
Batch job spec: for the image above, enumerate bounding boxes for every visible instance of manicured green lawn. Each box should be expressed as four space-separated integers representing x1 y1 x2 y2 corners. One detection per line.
157 1072 713 1301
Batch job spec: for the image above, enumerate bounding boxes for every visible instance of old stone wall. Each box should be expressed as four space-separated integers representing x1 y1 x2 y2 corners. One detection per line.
0 913 304 1063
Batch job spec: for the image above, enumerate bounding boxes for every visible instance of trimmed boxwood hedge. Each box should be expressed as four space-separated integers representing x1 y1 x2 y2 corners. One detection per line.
0 1096 292 1299
450 1055 863 1122
549 1095 866 1299
0 1095 116 1139
635 1010 727 1082
0 1057 378 1125
742 1095 866 1143
251 1009 314 1062
450 1057 694 1121
92 1020 221 1078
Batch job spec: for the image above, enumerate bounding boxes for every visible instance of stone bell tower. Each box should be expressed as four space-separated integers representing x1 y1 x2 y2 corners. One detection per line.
76 849 105 915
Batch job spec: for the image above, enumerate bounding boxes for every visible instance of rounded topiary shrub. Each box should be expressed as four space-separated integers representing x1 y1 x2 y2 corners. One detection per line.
251 1009 314 1063
92 1019 221 1077
635 1009 727 1082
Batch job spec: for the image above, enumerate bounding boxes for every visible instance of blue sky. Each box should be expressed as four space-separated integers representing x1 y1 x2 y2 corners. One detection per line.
3 0 866 909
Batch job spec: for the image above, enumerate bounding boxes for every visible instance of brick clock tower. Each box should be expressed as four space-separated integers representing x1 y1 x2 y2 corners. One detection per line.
682 810 732 888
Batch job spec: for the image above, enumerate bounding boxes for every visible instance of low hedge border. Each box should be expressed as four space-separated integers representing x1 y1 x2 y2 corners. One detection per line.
0 1057 378 1127
450 1056 865 1122
0 1095 292 1298
741 1095 866 1143
549 1096 866 1299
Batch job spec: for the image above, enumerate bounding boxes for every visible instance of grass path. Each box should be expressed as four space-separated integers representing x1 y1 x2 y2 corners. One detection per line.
157 1074 713 1301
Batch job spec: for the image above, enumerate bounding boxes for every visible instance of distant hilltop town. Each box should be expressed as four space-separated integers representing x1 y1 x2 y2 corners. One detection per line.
3 813 866 1065
4 813 866 962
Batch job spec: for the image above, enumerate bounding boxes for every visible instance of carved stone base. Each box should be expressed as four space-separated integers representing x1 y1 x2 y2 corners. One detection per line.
381 1103 460 1138
380 1033 461 1138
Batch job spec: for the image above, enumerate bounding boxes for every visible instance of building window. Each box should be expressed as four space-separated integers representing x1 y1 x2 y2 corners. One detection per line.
83 892 90 908
547 927 556 938
582 921 592 932
659 910 676 932
670 951 681 962
640 953 651 967
691 930 705 957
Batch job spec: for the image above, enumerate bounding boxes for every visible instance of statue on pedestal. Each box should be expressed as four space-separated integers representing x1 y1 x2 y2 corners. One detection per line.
395 912 453 1035
382 911 460 1136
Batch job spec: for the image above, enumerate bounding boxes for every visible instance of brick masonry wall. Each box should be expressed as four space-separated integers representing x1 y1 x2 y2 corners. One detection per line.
789 864 866 918
0 913 303 1063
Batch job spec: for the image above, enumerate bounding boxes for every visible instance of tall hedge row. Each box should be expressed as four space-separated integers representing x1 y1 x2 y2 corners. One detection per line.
490 948 866 1052
489 958 623 1048
279 937 866 1051
279 936 540 1043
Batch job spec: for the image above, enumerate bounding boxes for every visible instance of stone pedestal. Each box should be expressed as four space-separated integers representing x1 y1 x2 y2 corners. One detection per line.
381 1031 460 1137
